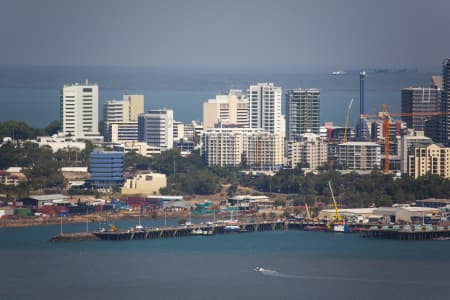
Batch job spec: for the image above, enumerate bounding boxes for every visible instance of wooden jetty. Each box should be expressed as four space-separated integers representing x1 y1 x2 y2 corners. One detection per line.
363 224 450 240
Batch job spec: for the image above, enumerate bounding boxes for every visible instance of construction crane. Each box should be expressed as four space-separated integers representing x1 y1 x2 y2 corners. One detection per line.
361 105 450 174
328 181 342 222
304 202 313 221
343 98 354 143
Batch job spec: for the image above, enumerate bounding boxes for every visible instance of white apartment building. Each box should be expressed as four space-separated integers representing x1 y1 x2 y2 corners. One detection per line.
408 144 450 179
337 142 381 170
202 128 284 170
103 95 144 142
248 83 284 136
287 132 328 170
60 82 100 140
203 90 249 129
138 109 174 151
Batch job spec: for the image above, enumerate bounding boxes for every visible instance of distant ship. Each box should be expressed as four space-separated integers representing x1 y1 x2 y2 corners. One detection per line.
331 70 346 75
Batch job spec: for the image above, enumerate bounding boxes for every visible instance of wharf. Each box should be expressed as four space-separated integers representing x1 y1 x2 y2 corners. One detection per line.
363 224 450 240
49 232 99 242
94 221 289 241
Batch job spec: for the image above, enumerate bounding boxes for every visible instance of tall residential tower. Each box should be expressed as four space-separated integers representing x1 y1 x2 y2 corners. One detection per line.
248 83 284 136
286 89 320 140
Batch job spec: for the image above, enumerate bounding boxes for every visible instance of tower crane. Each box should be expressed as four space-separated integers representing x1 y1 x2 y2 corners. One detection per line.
343 98 354 143
361 105 450 174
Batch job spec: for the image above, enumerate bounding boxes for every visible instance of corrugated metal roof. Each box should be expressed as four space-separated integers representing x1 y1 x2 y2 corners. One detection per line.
28 194 70 201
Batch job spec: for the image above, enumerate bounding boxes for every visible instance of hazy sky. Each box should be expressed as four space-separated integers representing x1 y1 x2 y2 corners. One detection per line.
1 0 449 69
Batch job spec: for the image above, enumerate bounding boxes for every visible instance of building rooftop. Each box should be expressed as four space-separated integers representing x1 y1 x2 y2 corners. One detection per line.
26 194 70 202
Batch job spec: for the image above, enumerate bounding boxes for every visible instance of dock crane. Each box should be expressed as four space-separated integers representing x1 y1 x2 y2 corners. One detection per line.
328 181 342 222
361 105 450 174
343 98 354 143
304 202 313 221
327 181 348 232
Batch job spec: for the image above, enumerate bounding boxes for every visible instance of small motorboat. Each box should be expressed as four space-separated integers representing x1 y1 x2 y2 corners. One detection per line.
254 267 265 272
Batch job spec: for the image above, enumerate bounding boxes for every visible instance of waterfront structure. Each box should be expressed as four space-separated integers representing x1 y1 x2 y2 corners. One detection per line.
286 89 320 140
122 172 167 195
138 109 174 151
203 90 249 129
401 86 441 141
103 95 144 142
287 132 328 170
202 128 284 170
408 143 450 179
337 142 381 170
442 59 450 145
87 151 124 188
248 83 284 136
60 82 100 140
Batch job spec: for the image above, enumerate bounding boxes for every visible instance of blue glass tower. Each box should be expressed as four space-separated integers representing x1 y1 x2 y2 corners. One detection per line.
87 151 124 188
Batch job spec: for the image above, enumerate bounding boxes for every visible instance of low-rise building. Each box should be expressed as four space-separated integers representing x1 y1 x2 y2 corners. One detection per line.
122 173 167 195
30 136 86 152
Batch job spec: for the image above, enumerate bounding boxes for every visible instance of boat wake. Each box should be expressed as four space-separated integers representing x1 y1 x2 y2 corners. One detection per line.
254 267 449 286
254 267 297 278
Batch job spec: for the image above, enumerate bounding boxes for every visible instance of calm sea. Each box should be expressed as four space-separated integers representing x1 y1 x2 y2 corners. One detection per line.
1 220 450 300
0 65 438 127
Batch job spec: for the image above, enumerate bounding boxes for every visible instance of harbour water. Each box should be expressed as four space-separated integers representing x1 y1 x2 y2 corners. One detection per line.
1 220 450 300
0 65 437 127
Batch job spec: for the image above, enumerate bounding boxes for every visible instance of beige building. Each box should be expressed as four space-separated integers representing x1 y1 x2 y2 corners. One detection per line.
400 130 433 173
203 90 249 130
408 143 450 178
122 173 167 195
246 131 284 171
104 95 144 142
173 121 185 142
287 132 327 170
202 128 284 170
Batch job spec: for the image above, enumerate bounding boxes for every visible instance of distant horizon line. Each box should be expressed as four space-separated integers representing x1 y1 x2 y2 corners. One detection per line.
0 63 440 73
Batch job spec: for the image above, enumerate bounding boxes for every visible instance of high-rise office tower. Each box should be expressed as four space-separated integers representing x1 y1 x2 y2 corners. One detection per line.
442 58 450 145
60 81 100 140
103 95 144 142
138 109 174 151
401 86 441 141
203 90 249 129
286 89 320 140
248 83 284 136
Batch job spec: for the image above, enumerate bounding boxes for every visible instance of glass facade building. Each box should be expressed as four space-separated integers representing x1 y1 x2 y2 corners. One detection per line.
87 151 124 188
